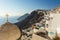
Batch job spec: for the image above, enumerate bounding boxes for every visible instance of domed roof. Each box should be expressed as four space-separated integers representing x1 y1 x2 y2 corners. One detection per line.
0 22 21 40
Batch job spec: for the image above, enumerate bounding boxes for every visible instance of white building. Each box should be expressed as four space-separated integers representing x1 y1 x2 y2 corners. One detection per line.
31 6 60 39
47 6 60 38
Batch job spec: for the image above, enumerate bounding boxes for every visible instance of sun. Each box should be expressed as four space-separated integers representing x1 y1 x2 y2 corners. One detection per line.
0 12 14 17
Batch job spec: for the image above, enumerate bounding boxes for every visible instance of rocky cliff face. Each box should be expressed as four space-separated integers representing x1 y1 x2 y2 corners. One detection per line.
15 9 47 30
15 9 48 40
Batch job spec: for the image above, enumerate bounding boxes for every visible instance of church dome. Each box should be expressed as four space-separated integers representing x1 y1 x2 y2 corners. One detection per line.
0 14 21 40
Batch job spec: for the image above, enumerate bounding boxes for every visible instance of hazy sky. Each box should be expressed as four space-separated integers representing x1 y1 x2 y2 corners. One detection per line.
0 0 60 17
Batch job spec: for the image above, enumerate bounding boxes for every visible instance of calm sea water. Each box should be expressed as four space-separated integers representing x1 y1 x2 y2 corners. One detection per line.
0 16 19 25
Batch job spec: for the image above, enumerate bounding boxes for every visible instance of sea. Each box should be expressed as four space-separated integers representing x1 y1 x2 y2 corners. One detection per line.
0 16 19 25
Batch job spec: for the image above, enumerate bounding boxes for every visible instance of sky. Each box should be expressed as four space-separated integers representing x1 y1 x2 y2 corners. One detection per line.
0 0 60 17
0 0 60 33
